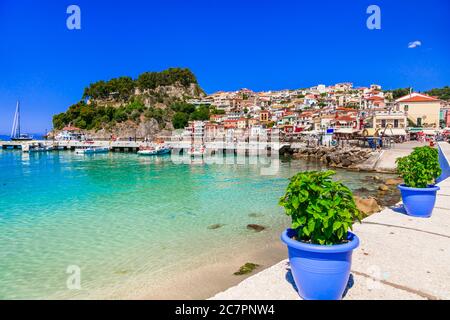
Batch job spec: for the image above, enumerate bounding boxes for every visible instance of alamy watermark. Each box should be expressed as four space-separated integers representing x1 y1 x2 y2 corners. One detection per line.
66 265 82 290
366 5 381 30
66 5 81 30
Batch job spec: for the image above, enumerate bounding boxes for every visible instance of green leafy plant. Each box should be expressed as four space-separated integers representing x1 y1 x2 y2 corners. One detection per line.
396 146 441 188
279 171 362 245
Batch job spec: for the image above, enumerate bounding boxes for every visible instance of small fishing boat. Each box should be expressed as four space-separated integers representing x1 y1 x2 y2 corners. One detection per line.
156 145 171 155
75 146 110 155
138 144 171 156
138 146 158 156
22 143 53 153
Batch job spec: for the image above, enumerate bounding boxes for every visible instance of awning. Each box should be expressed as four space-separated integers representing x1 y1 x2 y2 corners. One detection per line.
383 129 407 136
423 129 438 136
300 131 319 135
335 128 357 134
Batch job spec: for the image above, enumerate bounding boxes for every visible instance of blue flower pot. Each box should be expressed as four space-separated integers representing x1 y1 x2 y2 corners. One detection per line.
398 184 440 218
281 229 359 300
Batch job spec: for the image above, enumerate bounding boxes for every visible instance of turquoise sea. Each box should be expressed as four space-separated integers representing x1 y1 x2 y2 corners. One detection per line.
0 150 390 299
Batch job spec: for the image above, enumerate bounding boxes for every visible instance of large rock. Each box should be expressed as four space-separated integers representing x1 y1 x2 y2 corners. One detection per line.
385 178 403 186
354 196 382 216
247 224 266 232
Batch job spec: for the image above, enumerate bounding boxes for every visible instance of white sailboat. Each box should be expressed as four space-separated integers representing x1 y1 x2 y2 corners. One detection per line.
11 101 33 141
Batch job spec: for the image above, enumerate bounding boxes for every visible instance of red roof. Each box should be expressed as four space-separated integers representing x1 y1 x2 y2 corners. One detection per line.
366 96 384 101
335 116 356 122
399 96 439 102
396 93 440 103
63 126 81 131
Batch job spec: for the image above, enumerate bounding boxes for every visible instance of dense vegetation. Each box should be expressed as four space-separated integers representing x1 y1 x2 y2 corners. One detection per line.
385 88 412 100
53 68 206 131
53 98 150 131
426 86 450 101
385 86 450 101
170 102 211 129
82 68 199 100
53 100 213 131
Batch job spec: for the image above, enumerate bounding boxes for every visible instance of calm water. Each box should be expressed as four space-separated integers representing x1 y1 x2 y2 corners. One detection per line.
0 134 45 141
0 150 391 299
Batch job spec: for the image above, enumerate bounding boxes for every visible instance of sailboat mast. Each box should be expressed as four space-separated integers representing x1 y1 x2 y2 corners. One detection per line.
11 101 18 138
17 101 21 137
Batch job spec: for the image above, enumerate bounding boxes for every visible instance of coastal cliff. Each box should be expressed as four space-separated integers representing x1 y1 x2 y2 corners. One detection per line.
52 68 206 139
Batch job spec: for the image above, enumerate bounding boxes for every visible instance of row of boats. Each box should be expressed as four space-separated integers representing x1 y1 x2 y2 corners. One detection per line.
20 143 207 157
137 145 206 157
22 143 64 153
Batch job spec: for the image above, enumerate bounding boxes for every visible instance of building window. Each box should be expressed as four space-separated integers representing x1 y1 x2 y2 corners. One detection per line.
394 119 399 128
404 105 409 112
381 120 387 128
417 118 422 127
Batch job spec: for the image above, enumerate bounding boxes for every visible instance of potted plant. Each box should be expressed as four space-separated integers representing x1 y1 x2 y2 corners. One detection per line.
396 146 442 218
279 170 362 300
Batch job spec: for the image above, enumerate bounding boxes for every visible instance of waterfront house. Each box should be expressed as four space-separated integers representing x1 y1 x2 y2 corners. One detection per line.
237 118 248 129
396 93 441 129
334 82 353 92
56 126 84 141
248 118 260 127
210 114 225 123
365 96 386 109
224 119 238 129
226 111 243 121
363 111 408 137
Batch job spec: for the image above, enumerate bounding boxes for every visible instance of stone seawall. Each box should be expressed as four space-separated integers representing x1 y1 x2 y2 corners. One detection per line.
292 146 377 171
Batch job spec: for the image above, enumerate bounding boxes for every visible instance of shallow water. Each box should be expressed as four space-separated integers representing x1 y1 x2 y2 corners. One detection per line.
0 150 393 299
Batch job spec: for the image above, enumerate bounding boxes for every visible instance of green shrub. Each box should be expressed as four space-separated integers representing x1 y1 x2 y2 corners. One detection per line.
396 146 441 188
279 171 362 245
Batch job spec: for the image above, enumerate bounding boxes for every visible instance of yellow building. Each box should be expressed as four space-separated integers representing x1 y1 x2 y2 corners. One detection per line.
395 93 441 129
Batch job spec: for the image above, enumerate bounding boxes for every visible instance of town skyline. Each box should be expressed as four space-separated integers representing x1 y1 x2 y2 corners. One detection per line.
0 79 446 136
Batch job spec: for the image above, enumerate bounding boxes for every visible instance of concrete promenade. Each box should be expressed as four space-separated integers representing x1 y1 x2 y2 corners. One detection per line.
211 143 450 300
357 141 429 173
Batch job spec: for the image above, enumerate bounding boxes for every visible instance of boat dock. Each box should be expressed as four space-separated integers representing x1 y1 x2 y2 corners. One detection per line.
0 140 296 154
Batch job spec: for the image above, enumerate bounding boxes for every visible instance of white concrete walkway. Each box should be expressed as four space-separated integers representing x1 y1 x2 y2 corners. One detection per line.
211 144 450 300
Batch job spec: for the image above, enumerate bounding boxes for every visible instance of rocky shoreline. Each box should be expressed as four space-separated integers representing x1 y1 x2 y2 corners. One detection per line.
353 175 403 217
291 147 403 216
292 146 377 171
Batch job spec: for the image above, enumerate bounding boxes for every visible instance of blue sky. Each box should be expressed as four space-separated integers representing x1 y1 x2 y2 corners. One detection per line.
0 0 449 134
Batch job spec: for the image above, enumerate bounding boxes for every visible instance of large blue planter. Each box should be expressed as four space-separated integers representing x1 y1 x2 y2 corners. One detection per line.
281 229 359 300
398 184 440 218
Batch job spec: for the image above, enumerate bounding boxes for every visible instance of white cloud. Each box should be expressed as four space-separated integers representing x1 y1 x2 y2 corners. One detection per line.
408 41 422 49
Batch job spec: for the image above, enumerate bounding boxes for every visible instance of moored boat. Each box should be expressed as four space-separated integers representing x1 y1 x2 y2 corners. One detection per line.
22 143 53 153
75 146 110 155
138 144 171 156
138 147 158 156
156 145 171 155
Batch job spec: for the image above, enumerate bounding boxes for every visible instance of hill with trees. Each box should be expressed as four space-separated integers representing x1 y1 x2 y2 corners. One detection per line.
52 68 210 138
